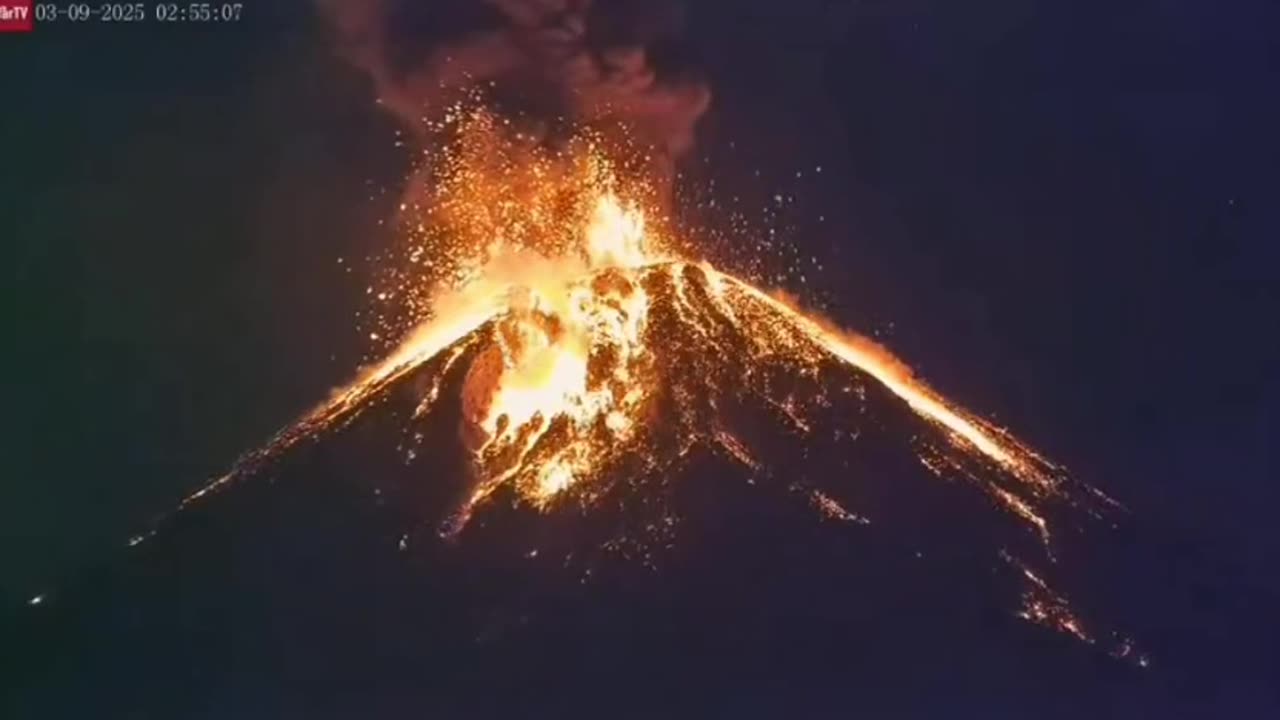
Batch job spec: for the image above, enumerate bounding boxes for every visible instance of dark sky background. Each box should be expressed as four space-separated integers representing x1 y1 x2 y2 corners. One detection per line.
4 0 1278 706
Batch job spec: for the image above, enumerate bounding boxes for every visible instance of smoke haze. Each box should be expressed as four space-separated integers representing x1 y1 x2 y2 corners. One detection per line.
316 0 710 173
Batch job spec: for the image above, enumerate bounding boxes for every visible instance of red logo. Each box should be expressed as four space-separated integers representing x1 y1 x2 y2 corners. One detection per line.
0 0 33 32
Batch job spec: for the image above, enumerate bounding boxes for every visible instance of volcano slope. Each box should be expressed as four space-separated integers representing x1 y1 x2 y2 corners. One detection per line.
7 262 1160 718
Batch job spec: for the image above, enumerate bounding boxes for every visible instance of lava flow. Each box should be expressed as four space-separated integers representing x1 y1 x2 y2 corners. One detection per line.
154 109 1135 656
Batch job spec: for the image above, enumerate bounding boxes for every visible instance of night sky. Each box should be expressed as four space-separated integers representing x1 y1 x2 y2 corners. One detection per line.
5 0 1279 713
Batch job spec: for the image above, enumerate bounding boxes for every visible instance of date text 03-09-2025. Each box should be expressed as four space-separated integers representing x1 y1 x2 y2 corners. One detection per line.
31 3 244 23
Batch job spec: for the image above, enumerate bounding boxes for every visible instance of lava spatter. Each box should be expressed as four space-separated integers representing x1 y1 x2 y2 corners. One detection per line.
159 109 1132 657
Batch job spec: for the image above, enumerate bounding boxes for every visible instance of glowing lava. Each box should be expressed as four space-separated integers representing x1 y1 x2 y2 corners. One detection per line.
160 108 1133 654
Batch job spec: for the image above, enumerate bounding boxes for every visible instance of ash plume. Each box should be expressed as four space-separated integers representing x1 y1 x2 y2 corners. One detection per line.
317 0 711 179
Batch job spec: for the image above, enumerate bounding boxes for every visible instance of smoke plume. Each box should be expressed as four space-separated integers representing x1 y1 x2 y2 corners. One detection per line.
317 0 710 177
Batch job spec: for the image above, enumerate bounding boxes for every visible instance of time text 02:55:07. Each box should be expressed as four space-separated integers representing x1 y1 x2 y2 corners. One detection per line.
33 3 244 22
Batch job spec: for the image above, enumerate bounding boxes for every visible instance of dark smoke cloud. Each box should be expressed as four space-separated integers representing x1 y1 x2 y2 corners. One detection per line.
317 0 710 166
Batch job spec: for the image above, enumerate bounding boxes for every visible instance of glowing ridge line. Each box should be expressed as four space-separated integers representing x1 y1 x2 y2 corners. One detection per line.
714 269 1031 475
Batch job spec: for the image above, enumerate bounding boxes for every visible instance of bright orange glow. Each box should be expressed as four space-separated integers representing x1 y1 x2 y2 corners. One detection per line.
167 106 1131 656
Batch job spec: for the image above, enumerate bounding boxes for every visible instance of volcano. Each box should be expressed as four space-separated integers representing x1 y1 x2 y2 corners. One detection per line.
8 116 1156 718
10 259 1156 718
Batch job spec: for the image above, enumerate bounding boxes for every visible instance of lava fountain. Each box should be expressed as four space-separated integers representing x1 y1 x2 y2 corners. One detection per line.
147 108 1137 660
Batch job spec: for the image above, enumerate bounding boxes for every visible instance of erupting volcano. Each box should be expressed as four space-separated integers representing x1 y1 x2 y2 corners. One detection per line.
22 1 1280 716
132 109 1138 661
